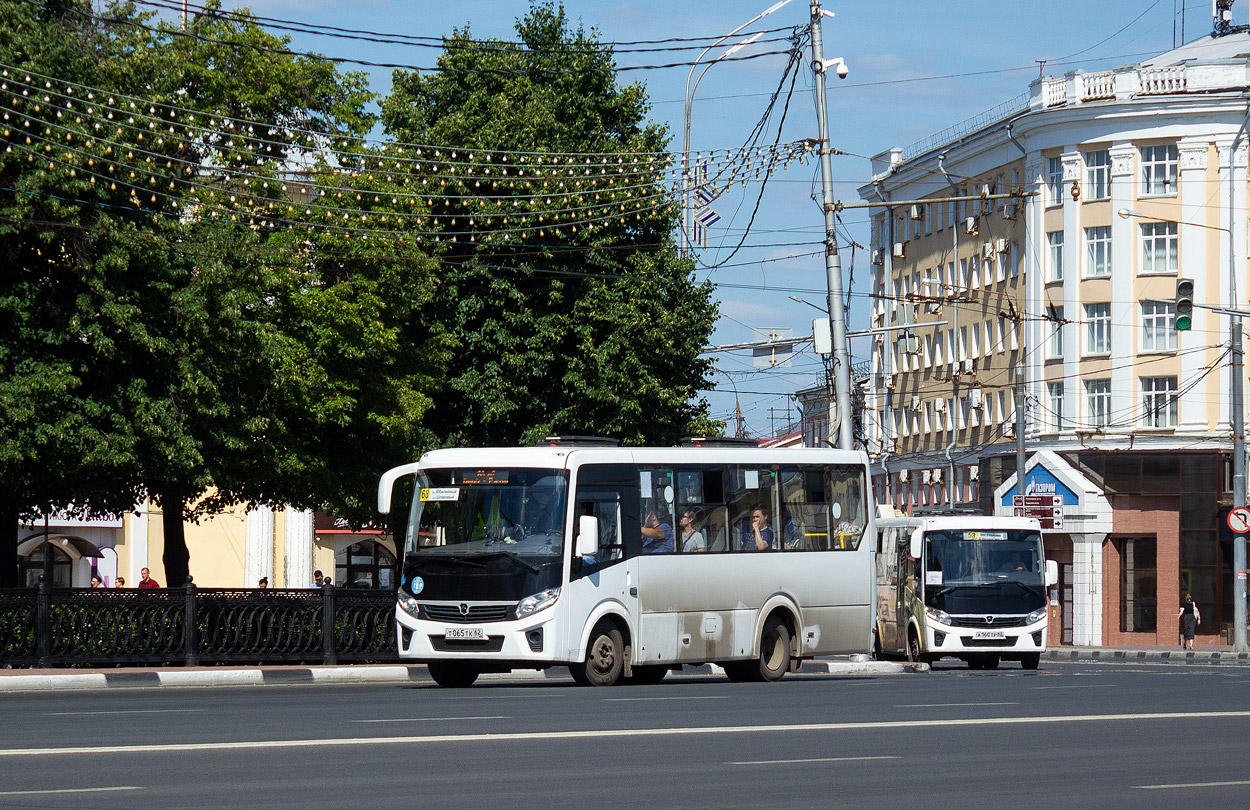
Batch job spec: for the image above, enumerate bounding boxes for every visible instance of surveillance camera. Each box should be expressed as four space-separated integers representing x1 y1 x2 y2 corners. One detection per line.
835 62 849 79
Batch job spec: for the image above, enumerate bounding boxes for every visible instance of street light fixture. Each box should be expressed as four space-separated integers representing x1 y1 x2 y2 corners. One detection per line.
681 0 794 257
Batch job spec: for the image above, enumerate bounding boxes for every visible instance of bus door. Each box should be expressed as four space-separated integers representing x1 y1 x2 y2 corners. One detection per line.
879 527 905 652
568 466 641 657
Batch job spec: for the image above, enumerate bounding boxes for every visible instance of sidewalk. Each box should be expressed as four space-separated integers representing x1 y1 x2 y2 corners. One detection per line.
0 647 1244 692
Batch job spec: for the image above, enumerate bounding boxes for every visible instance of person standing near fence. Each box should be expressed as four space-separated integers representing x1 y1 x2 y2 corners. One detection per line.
137 567 159 589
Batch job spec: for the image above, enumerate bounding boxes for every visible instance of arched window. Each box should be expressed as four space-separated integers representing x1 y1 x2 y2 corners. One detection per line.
21 542 73 587
334 541 396 589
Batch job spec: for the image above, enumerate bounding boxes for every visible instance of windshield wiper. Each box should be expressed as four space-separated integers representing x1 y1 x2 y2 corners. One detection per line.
999 580 1044 597
481 550 541 574
417 554 486 569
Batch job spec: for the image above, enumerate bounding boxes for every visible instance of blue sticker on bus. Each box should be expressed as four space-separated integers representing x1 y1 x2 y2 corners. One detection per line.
412 576 424 595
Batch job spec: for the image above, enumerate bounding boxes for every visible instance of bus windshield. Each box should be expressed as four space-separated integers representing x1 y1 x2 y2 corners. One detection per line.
923 529 1045 613
405 468 569 564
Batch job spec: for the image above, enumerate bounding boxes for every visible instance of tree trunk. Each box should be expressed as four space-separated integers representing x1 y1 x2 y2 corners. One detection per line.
0 505 19 587
160 492 190 587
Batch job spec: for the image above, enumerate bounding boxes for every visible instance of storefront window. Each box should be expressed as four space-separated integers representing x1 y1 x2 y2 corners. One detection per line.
1119 536 1156 633
334 541 397 589
21 542 72 587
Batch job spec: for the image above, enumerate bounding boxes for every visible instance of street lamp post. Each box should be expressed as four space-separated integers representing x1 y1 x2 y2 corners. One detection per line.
1118 206 1247 653
681 0 794 257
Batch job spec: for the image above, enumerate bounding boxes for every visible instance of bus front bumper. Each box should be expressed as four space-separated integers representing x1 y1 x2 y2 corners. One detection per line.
925 615 1048 655
395 606 557 664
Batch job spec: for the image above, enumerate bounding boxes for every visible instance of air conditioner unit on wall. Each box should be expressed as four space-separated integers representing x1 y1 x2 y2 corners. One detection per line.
995 238 1008 253
964 217 978 235
898 469 909 484
969 466 980 481
922 470 932 484
872 249 884 266
893 242 906 259
1002 420 1016 437
982 241 995 259
909 204 924 221
1003 202 1018 220
932 468 943 484
911 395 922 412
934 398 947 413
969 388 984 409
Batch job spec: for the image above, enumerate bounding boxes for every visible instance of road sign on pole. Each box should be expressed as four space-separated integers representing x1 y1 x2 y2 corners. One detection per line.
1227 506 1250 534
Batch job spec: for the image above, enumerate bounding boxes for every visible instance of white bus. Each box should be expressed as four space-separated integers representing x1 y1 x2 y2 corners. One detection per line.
377 438 875 687
874 514 1057 670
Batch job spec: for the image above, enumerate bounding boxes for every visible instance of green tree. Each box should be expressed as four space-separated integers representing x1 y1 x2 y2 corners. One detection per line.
380 0 718 448
0 0 446 586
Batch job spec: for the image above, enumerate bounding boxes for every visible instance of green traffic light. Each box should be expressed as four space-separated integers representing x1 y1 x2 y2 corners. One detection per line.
1176 314 1192 331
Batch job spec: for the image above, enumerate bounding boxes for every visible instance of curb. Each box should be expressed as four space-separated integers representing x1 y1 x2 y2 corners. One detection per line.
1044 649 1250 665
0 659 921 693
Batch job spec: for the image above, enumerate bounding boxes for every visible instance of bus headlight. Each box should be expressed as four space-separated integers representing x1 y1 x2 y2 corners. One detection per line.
925 607 951 625
1027 608 1047 625
398 592 422 619
516 587 560 619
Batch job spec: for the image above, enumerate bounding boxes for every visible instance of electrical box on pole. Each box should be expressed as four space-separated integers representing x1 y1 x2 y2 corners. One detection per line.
1175 278 1194 331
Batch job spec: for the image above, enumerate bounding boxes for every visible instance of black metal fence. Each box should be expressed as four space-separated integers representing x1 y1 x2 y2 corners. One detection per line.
0 581 399 668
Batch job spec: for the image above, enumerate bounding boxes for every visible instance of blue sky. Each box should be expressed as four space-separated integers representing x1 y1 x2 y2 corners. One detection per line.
224 0 1203 437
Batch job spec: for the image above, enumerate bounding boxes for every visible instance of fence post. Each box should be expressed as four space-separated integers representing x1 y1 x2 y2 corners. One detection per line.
183 577 198 667
35 575 50 667
322 583 336 665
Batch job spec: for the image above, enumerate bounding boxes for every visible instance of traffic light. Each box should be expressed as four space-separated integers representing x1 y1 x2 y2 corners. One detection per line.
1175 278 1194 331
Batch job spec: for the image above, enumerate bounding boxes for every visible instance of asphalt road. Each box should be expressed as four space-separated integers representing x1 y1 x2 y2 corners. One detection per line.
2 662 1249 810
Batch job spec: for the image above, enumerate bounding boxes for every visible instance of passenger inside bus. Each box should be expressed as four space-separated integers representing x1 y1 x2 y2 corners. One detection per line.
641 505 675 554
739 504 775 551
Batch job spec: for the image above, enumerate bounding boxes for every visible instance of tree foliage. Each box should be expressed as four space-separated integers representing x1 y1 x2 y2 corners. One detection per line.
380 1 718 447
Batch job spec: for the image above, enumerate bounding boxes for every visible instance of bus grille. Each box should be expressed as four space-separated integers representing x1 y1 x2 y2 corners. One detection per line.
422 604 513 623
963 637 1017 647
949 616 1027 629
430 635 506 652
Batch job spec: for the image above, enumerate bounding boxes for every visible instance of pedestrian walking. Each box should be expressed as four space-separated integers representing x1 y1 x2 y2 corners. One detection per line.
1178 592 1200 650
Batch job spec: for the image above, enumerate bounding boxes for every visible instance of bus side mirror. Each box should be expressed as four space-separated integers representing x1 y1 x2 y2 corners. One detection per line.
1045 559 1058 587
909 531 922 561
577 516 599 557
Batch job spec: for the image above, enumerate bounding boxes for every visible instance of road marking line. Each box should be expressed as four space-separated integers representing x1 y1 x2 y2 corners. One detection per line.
728 756 900 765
2 710 1248 758
354 716 510 723
1031 685 1119 689
1135 780 1250 790
606 696 731 702
0 787 142 796
45 709 205 716
896 702 1019 708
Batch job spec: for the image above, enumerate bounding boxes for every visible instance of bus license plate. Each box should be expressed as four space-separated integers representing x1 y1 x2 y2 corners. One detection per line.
973 630 1006 640
445 627 485 640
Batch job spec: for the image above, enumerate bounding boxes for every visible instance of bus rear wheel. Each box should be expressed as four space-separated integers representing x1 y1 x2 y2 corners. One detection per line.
758 617 792 681
427 661 480 688
571 626 624 686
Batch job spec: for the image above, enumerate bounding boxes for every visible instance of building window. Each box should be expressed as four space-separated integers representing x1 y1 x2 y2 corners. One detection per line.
1047 382 1064 432
1140 144 1178 196
1085 226 1111 278
1046 231 1064 282
1047 305 1064 358
1009 241 1020 278
1085 149 1110 200
335 540 398 589
1119 536 1157 633
1046 156 1064 207
1141 376 1178 428
1141 301 1178 352
1086 379 1111 429
1085 302 1111 355
1140 221 1178 274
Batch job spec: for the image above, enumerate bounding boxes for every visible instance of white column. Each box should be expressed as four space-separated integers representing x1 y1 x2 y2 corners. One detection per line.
1109 144 1136 434
1024 158 1046 439
1070 532 1105 647
244 505 274 589
283 506 315 588
126 497 150 585
1216 139 1248 433
1060 150 1082 439
1176 140 1211 433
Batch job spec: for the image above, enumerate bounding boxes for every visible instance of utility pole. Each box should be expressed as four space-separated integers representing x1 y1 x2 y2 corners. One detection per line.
809 0 853 450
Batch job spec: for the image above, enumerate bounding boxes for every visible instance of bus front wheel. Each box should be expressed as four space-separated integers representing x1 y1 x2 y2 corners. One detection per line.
572 626 624 686
1020 653 1041 670
906 629 922 664
427 661 480 688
